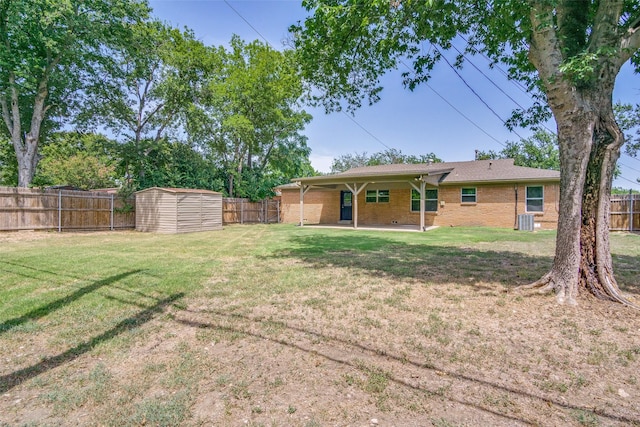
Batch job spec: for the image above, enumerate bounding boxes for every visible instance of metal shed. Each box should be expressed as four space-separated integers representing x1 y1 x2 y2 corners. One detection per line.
135 187 223 233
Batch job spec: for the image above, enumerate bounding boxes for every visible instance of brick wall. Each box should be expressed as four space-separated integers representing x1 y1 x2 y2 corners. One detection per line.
435 183 559 229
280 182 559 229
280 188 341 224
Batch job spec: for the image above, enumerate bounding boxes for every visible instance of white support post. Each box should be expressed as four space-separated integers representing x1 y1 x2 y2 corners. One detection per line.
420 180 426 231
409 177 427 231
409 179 426 231
353 185 359 229
344 183 369 230
299 185 304 226
299 184 311 226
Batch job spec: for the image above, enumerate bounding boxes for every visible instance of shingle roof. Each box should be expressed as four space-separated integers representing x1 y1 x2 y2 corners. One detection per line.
135 187 222 195
290 159 559 186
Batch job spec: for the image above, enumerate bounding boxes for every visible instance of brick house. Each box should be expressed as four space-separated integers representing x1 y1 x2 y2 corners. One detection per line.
278 159 561 230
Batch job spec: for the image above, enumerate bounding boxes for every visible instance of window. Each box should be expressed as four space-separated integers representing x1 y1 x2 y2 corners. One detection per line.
461 187 477 203
366 189 390 203
411 189 438 212
366 190 377 203
526 186 544 212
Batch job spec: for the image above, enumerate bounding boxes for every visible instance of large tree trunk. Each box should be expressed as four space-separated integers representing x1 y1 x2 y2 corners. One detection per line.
6 74 48 188
525 105 637 307
523 1 638 308
578 115 633 305
15 134 39 188
526 111 592 305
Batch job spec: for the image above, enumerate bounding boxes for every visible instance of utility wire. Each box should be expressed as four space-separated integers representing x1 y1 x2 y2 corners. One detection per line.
223 0 272 48
457 34 530 94
399 60 506 147
340 113 393 151
619 161 640 174
449 43 527 111
431 45 526 140
450 42 557 135
223 0 393 153
623 153 640 164
617 175 639 186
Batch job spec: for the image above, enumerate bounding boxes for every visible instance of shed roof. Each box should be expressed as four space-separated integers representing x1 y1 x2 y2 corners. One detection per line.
135 187 222 195
287 159 559 187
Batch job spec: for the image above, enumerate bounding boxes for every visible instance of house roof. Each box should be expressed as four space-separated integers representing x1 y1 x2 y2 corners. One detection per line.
287 159 559 187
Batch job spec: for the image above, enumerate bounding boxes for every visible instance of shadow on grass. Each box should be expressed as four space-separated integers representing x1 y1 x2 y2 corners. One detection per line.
0 270 143 334
175 308 639 426
0 293 184 394
1 260 83 281
270 233 640 295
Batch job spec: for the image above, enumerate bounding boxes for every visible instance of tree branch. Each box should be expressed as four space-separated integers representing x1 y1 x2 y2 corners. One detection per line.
617 23 640 68
0 94 11 135
139 101 166 131
588 0 624 54
8 72 21 144
527 3 575 101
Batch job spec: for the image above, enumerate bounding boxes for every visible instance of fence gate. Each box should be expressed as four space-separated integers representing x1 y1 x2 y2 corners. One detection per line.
610 193 640 231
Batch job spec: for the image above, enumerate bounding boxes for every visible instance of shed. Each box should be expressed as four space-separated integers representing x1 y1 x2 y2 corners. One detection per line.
135 187 223 233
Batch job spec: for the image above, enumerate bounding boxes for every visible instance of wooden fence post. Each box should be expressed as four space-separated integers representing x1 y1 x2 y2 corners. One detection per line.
110 194 114 231
631 191 635 232
58 190 62 233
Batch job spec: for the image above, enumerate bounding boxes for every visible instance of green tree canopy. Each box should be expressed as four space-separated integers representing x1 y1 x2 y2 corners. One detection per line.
331 148 442 173
615 103 640 159
77 20 213 188
33 132 119 190
476 130 559 170
189 36 312 198
0 0 150 187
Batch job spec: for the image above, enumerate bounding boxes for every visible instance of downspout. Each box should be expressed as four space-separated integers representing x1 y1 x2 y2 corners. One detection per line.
299 184 304 226
513 184 519 230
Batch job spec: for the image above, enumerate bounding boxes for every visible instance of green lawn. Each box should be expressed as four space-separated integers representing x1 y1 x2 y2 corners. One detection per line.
1 225 639 426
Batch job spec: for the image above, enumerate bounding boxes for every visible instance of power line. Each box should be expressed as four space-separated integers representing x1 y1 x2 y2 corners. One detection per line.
457 34 530 94
449 43 527 111
431 45 527 141
450 42 557 135
341 112 393 151
617 175 639 186
223 0 394 153
619 161 640 174
223 0 272 47
399 60 507 148
622 153 640 164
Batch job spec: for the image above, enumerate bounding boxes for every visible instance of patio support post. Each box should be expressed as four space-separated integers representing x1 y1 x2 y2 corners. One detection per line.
353 185 359 229
409 178 426 232
299 183 311 226
344 183 369 229
420 180 426 231
299 184 304 226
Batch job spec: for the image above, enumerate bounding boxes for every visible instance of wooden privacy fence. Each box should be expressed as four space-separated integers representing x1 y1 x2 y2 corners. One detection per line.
0 186 135 231
610 193 640 231
222 198 280 224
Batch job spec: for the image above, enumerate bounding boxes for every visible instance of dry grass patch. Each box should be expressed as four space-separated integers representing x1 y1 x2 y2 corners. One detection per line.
1 225 639 426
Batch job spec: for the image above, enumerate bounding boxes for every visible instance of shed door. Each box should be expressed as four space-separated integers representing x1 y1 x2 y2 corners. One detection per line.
340 191 353 221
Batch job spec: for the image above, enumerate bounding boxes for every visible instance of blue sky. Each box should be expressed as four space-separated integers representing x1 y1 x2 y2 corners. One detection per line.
149 0 640 190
